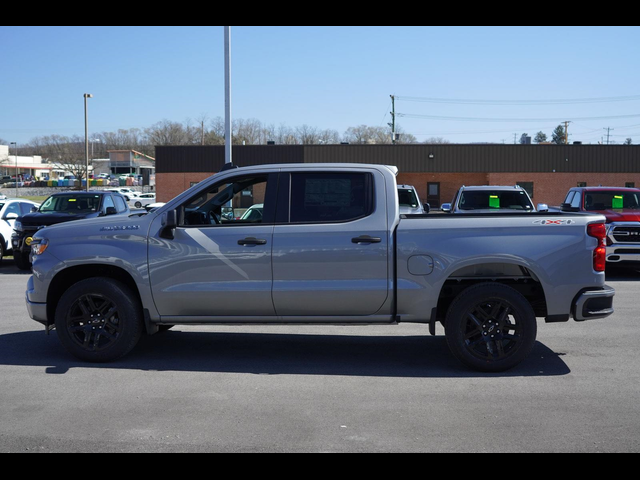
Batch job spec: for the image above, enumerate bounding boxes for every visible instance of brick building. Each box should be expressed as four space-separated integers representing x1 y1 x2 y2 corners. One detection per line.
155 144 640 208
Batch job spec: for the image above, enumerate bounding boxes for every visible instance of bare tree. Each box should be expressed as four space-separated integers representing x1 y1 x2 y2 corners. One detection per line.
36 135 91 181
343 125 416 144
423 137 450 144
145 120 191 146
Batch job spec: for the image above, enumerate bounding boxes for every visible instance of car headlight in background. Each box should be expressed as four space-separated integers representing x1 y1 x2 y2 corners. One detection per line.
13 220 22 232
31 238 49 256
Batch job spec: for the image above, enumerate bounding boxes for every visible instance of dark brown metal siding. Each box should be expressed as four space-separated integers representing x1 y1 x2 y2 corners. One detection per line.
155 145 304 173
303 144 640 173
156 144 640 173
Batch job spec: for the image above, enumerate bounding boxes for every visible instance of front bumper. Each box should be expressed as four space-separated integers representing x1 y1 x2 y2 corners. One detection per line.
25 275 48 326
606 245 640 263
607 223 640 263
573 285 615 321
12 231 38 255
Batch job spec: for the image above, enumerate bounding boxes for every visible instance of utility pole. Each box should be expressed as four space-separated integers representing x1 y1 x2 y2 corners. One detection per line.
563 121 571 144
604 127 614 145
389 95 396 144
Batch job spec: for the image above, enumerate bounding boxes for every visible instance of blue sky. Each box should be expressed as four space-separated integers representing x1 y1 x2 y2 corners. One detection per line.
1 26 639 145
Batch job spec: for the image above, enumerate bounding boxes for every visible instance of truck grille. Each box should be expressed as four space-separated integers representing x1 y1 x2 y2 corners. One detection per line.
612 226 640 243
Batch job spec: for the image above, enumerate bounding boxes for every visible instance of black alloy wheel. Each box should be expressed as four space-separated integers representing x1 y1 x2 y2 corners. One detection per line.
445 283 537 372
65 293 123 353
55 278 143 362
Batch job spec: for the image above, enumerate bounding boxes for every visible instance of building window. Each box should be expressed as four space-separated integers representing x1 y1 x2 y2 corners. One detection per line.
626 182 635 188
517 182 534 198
577 182 587 187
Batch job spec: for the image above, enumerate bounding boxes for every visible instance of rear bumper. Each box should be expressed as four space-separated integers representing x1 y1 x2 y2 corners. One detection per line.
573 285 615 321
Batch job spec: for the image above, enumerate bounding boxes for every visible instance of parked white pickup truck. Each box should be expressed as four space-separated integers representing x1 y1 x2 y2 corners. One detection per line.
25 163 614 372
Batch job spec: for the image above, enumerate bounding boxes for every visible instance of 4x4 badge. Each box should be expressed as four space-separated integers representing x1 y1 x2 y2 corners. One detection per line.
533 219 575 225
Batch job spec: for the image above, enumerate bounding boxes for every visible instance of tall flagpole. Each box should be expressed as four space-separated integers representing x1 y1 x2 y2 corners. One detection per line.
224 26 232 166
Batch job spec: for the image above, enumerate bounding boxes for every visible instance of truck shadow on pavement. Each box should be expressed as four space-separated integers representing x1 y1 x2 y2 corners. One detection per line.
0 329 570 378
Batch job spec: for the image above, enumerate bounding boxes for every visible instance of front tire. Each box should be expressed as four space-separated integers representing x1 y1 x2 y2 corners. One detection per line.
55 278 143 362
135 201 142 209
14 252 31 270
445 283 537 372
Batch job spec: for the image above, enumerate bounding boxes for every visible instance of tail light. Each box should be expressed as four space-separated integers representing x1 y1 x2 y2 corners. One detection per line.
588 223 607 272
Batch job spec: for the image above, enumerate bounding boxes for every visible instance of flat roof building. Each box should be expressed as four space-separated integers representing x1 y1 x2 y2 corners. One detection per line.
154 144 640 207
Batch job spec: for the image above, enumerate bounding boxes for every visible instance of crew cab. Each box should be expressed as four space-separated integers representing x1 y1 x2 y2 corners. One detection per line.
12 191 130 270
24 164 614 372
442 185 547 213
561 186 640 266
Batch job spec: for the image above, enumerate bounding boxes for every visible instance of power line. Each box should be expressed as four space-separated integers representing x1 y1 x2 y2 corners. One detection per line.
397 113 640 123
394 94 640 105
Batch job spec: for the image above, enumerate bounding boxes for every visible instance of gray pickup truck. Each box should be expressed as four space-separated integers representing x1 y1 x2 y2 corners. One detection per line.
25 163 615 372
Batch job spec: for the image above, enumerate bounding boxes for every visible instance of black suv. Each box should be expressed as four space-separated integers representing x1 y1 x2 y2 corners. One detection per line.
12 191 130 270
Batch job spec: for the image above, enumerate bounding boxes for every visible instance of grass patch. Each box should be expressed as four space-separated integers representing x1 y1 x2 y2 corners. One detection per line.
20 196 48 203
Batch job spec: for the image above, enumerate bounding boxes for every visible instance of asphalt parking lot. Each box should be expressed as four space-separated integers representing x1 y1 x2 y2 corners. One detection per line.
0 259 639 453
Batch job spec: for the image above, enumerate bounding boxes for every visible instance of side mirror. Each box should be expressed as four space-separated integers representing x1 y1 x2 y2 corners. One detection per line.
423 203 431 214
3 213 19 220
105 207 118 216
561 203 579 212
31 206 38 213
160 209 178 239
537 203 549 212
441 203 452 213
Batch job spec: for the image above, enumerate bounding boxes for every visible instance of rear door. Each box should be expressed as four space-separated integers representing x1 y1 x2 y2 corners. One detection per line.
271 169 390 317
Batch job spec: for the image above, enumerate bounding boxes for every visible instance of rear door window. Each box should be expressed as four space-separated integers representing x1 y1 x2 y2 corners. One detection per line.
289 172 374 223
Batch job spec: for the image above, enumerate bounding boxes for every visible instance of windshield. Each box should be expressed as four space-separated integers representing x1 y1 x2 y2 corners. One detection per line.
398 188 419 208
39 194 101 214
459 190 534 211
585 191 640 211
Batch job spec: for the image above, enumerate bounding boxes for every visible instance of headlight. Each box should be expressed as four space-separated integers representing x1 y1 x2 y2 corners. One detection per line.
31 238 49 256
13 221 22 232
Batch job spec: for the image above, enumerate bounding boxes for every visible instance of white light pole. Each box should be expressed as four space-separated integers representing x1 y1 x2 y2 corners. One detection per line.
84 93 93 192
10 142 17 198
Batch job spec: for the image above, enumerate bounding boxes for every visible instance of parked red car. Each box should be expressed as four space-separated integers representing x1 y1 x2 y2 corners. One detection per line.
562 187 640 268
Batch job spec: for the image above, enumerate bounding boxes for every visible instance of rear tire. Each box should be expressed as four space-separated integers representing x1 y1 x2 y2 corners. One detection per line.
445 283 537 372
55 278 143 362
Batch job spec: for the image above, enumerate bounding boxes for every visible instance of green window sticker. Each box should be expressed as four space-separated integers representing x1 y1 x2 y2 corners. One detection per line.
613 195 623 209
489 195 500 209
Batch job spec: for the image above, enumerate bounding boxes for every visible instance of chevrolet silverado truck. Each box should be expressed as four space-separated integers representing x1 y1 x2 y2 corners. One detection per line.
561 186 640 268
25 164 615 372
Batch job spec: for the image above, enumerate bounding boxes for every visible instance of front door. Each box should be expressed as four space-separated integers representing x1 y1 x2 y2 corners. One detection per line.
149 173 277 318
